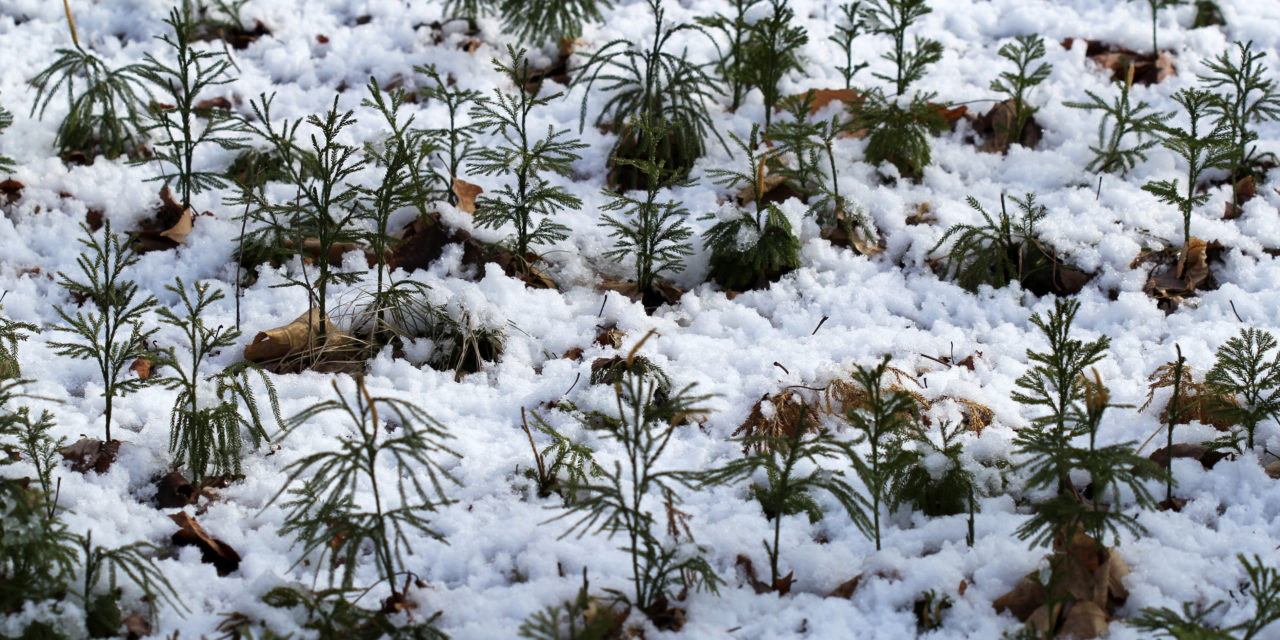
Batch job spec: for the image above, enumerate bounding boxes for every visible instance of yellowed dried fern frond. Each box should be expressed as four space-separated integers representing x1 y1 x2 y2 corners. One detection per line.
1141 360 1239 430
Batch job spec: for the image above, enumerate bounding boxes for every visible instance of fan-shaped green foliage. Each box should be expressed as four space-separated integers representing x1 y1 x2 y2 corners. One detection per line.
1141 88 1232 247
50 221 159 442
575 0 723 189
470 46 587 258
989 35 1051 148
930 192 1049 292
844 356 917 550
1199 41 1280 212
497 0 612 45
1205 328 1280 451
702 125 801 290
1065 68 1168 176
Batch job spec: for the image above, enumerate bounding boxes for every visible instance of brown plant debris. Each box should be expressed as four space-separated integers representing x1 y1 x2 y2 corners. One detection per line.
1063 39 1176 85
1141 238 1220 314
969 99 1044 153
169 511 241 576
243 308 361 374
60 438 119 474
993 529 1129 639
1140 360 1238 430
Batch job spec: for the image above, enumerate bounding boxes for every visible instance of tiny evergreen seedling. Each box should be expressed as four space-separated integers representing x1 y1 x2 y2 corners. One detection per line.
576 0 724 189
261 584 448 640
552 335 721 612
518 569 616 639
74 532 186 635
598 115 695 293
358 78 441 350
766 91 825 198
697 0 763 112
892 419 981 542
1011 298 1108 497
1011 300 1164 549
702 125 801 290
1141 88 1232 247
243 94 367 321
738 0 808 128
415 63 484 207
829 2 868 90
1164 345 1187 504
268 375 460 609
698 406 868 588
29 7 151 161
1065 66 1168 176
0 104 14 175
844 355 917 550
1205 328 1280 451
0 298 37 380
134 0 246 209
930 192 1049 293
157 278 280 488
522 408 604 503
862 0 942 97
1199 41 1280 212
470 46 587 260
989 35 1052 148
497 0 612 46
50 221 159 442
1130 554 1280 639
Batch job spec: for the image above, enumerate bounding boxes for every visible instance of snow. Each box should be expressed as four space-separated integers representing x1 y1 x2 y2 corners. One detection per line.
1 0 1279 638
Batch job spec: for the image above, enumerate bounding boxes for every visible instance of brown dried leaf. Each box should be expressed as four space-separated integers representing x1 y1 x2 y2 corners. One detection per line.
155 469 199 508
0 179 23 205
1176 238 1209 288
159 208 194 245
827 574 863 599
170 511 241 576
129 358 152 380
122 613 149 640
243 308 358 372
453 177 483 214
60 438 119 474
594 327 625 349
993 575 1046 621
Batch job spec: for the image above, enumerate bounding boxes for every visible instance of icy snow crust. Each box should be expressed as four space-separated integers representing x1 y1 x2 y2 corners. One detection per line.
1 0 1280 637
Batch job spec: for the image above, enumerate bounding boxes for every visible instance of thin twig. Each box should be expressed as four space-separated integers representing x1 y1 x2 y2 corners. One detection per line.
1230 300 1243 323
773 361 790 375
811 315 829 335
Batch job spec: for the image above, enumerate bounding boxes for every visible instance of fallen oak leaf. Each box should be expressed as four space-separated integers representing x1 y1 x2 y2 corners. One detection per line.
243 308 358 372
169 511 241 576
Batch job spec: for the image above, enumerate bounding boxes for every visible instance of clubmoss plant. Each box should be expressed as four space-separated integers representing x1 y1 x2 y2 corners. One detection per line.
415 63 484 208
697 0 761 112
702 125 801 290
267 375 460 613
1163 345 1187 504
1130 554 1280 639
518 569 616 639
738 0 809 128
358 78 441 350
50 221 159 442
243 94 366 322
765 91 825 199
157 278 279 488
497 0 612 46
1065 65 1168 176
844 355 916 551
599 115 695 294
929 192 1048 293
576 0 724 189
134 0 246 209
29 7 151 161
1141 88 1232 247
892 419 981 543
1012 299 1165 549
848 0 944 179
74 532 186 635
699 406 868 588
989 35 1051 148
470 46 587 260
829 2 868 90
0 381 76 635
0 104 14 175
1199 41 1280 212
552 335 721 613
1205 328 1280 452
522 408 604 503
0 297 37 380
260 585 447 640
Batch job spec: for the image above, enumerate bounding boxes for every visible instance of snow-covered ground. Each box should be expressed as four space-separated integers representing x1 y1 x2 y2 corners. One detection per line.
2 0 1280 637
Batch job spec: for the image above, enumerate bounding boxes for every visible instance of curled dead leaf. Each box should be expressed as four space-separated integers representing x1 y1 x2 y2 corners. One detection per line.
129 357 152 380
170 511 241 576
243 309 359 373
60 438 119 474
